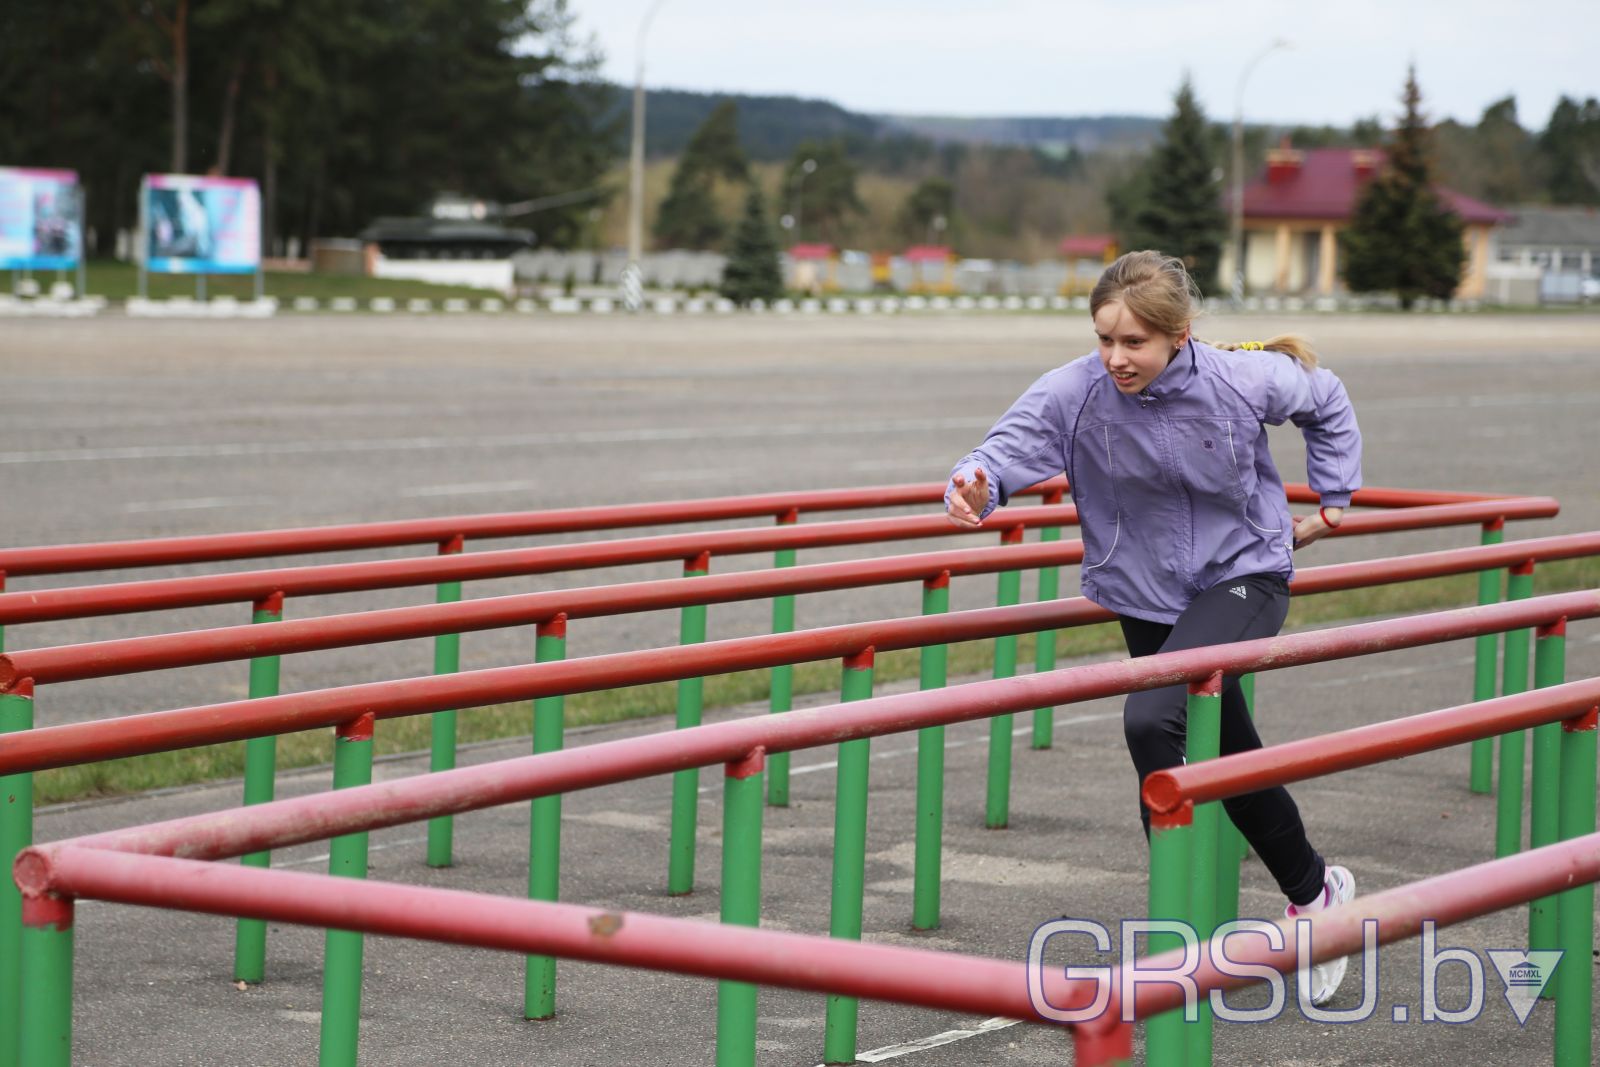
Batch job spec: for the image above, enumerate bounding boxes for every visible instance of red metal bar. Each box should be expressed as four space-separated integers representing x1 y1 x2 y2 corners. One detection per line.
0 505 1076 625
0 497 1548 632
1288 529 1600 596
0 481 1063 579
0 479 1482 580
26 588 1599 862
1143 678 1600 813
1315 497 1557 538
7 526 1598 692
0 539 1086 686
14 831 1600 1045
1100 831 1600 1023
12 846 1101 1023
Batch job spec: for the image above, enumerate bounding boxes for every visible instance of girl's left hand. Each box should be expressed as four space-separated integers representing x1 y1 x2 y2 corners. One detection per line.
1292 507 1342 551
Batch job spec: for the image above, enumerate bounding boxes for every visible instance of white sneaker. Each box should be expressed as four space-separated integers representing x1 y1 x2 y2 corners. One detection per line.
1285 864 1356 1006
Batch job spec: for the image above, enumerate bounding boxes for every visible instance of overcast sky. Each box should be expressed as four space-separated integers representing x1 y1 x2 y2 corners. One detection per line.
567 1 1593 129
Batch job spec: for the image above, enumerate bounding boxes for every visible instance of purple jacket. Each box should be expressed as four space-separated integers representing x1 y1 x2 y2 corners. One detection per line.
948 339 1362 624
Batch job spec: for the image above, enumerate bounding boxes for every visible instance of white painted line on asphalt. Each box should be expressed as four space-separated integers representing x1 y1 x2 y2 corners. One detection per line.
0 416 992 466
402 479 546 498
814 1016 1018 1065
277 834 432 870
641 468 747 483
123 495 276 514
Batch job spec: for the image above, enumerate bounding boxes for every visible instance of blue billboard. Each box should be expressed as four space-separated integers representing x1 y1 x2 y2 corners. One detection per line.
141 174 261 274
0 167 82 270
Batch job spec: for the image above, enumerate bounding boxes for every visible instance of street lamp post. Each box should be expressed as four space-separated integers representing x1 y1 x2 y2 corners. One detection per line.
789 158 817 243
623 0 670 311
1231 39 1290 305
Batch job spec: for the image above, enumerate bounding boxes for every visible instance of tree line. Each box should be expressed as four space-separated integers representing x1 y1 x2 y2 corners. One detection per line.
0 0 619 256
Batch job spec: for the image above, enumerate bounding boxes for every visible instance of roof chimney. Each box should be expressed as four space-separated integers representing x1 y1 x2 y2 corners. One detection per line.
1265 138 1305 185
1352 149 1380 179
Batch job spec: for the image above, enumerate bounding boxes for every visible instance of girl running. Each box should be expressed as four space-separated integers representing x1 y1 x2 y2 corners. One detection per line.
945 249 1361 1004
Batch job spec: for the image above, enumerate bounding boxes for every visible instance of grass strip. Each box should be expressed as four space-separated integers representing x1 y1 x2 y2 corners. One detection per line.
35 555 1600 806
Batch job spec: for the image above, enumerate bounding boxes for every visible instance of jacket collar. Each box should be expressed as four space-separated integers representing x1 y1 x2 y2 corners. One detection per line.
1137 337 1197 400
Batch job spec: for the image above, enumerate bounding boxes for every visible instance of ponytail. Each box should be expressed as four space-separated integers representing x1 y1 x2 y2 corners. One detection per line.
1208 334 1319 370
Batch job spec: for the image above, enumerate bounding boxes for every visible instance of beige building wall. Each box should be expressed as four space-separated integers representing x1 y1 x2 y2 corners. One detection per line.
1222 218 1500 299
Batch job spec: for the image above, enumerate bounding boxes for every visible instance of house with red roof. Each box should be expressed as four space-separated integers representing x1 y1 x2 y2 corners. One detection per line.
1219 144 1510 299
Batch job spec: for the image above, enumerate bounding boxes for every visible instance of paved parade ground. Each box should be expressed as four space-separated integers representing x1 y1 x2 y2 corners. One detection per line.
3 310 1600 1065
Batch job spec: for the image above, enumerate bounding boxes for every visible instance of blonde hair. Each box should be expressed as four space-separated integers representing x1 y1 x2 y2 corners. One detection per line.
1090 249 1319 370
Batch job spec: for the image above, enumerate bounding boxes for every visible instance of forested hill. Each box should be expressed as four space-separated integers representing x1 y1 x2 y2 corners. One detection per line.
616 86 1163 160
876 114 1163 155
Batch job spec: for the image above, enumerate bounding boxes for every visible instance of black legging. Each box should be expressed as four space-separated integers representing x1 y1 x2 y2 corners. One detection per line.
1119 572 1326 906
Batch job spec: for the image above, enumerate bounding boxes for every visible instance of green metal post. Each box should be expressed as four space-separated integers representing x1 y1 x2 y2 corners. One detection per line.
823 649 876 1065
18 894 72 1067
1554 704 1596 1067
668 551 711 896
1032 489 1065 749
1495 561 1534 859
1469 519 1505 794
715 748 766 1067
1528 618 1566 990
234 592 284 985
1146 803 1193 1067
767 509 799 807
0 682 34 1067
986 526 1024 829
913 573 950 932
1185 675 1221 1066
524 615 568 1021
319 713 375 1067
426 534 465 869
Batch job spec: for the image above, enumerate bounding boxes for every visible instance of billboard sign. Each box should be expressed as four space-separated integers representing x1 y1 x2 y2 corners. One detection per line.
141 174 260 274
0 167 83 270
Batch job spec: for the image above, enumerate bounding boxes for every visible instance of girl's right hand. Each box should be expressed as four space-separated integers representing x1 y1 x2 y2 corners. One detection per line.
945 468 990 528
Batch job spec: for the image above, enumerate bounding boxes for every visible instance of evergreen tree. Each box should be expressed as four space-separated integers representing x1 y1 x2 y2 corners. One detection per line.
719 186 784 306
1475 97 1537 205
1341 67 1465 309
1118 76 1226 291
0 0 618 255
894 178 955 244
654 100 748 250
1539 96 1600 205
782 140 864 244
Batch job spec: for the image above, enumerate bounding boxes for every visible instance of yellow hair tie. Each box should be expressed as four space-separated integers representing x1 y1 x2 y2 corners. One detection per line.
1243 341 1265 351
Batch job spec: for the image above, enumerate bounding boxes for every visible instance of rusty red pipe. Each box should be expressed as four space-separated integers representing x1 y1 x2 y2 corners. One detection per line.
0 497 1554 628
11 846 1102 1024
5 526 1597 693
0 479 1483 579
1099 831 1600 1023
1143 679 1600 812
0 504 1076 625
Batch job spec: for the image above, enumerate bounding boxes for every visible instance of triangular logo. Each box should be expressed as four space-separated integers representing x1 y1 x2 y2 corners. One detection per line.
1228 586 1247 599
1487 949 1563 1025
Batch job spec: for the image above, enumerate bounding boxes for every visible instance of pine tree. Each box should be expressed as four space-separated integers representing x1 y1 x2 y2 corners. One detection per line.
894 177 955 244
719 186 784 306
1341 67 1465 309
1120 76 1226 291
654 99 749 250
1539 96 1600 205
782 140 864 245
